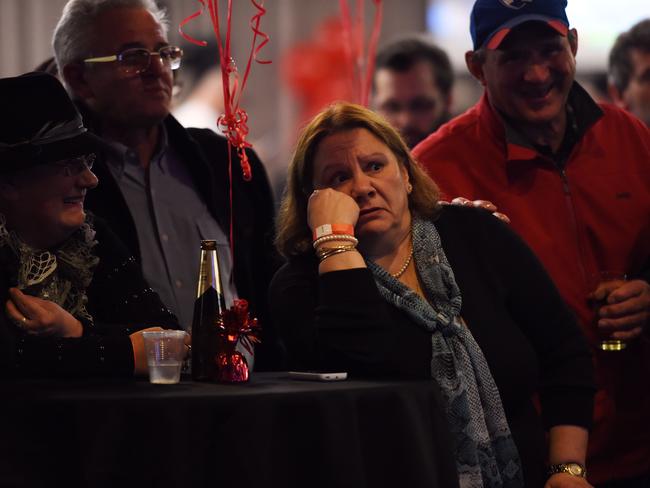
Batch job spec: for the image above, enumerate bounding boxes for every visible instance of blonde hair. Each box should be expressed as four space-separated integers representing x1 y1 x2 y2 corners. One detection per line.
276 102 440 258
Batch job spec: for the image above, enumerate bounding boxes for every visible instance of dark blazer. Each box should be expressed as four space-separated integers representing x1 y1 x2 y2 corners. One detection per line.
80 106 284 370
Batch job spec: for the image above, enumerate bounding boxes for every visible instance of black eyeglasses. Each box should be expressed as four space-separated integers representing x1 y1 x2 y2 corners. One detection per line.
52 154 96 177
83 45 183 75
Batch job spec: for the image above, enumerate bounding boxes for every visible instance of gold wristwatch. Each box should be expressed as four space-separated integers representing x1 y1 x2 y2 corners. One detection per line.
548 462 587 478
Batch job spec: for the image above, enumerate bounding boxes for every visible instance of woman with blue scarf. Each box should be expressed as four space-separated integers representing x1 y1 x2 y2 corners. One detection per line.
271 102 594 488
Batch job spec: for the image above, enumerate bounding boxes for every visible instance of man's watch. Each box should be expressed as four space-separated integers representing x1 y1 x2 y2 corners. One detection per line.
548 462 587 478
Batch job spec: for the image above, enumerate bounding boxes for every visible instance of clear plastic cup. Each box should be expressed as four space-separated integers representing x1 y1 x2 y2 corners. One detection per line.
143 330 187 384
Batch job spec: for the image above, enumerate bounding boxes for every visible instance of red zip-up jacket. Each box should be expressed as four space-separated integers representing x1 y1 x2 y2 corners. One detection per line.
413 84 650 484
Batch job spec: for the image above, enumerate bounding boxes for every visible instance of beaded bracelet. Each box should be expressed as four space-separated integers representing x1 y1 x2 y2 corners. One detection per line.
316 244 357 262
313 233 358 249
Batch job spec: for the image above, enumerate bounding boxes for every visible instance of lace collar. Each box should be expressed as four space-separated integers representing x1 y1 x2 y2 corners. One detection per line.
0 214 99 324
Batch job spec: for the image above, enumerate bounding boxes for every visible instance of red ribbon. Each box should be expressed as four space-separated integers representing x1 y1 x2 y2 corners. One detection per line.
178 2 208 47
339 0 383 107
179 0 271 279
178 0 271 182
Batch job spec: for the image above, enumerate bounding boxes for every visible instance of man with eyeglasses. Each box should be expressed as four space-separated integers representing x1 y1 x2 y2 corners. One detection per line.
372 37 454 148
52 0 282 370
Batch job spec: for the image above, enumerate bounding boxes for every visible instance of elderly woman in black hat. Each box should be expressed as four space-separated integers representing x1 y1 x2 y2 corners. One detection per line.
0 72 180 377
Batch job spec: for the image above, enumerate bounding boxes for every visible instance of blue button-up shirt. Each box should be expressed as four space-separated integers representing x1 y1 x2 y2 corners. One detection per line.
103 127 237 331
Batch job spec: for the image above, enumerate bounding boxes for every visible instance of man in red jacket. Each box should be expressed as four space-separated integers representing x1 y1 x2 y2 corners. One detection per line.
413 0 650 486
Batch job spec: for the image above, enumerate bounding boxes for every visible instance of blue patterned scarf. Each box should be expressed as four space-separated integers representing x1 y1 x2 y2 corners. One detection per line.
367 216 524 488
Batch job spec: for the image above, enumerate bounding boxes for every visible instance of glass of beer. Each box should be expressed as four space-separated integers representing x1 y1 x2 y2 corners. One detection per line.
590 271 628 352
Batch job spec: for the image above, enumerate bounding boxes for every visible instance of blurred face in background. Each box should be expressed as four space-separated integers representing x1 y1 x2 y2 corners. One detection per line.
373 61 450 148
612 49 650 126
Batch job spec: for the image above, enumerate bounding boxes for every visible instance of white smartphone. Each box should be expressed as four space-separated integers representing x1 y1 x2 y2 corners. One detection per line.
288 371 348 381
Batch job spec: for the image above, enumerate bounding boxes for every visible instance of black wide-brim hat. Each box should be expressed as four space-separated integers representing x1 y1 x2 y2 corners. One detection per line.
0 72 101 173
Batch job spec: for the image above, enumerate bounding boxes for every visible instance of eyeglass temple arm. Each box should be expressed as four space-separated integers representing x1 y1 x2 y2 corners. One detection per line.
84 55 118 64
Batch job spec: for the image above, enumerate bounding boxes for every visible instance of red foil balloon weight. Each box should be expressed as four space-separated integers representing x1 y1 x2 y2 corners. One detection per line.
215 350 248 383
214 299 260 383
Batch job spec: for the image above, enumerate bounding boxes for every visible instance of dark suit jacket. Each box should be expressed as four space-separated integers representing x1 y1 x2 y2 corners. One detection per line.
80 105 284 370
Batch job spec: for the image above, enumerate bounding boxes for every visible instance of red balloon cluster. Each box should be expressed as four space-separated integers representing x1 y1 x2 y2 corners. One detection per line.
282 17 357 124
282 0 383 124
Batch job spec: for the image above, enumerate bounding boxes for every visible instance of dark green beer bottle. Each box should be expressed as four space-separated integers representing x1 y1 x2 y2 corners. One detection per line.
191 240 227 381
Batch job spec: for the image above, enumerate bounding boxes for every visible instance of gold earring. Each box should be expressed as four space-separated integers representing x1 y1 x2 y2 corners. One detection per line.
407 182 413 194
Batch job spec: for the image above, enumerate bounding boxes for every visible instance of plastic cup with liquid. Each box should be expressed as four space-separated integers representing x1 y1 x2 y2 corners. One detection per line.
143 330 187 384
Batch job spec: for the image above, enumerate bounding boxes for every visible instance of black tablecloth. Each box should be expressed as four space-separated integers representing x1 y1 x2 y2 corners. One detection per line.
0 373 458 488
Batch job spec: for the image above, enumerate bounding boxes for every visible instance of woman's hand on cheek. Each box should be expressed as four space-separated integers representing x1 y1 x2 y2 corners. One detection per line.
308 188 360 231
6 287 83 338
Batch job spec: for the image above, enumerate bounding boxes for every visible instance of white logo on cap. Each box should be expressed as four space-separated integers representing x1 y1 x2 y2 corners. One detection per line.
499 0 534 9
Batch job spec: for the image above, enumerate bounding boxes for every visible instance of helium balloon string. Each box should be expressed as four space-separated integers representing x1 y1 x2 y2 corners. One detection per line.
238 0 271 108
361 0 382 107
356 0 365 102
338 0 383 106
181 0 269 182
179 0 271 274
178 0 208 46
228 140 235 283
339 0 357 101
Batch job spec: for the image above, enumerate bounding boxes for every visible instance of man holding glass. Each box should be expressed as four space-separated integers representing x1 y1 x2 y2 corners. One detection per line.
52 0 281 370
414 0 650 486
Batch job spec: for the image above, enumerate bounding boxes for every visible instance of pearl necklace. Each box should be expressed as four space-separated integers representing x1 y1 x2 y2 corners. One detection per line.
391 247 413 279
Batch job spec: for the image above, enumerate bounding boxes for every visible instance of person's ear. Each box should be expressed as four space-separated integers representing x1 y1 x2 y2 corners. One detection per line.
607 82 627 109
444 91 454 114
400 163 411 192
465 51 486 86
568 28 578 57
62 63 94 100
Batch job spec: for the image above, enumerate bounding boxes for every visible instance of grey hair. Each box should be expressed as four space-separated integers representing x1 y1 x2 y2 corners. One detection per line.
52 0 169 74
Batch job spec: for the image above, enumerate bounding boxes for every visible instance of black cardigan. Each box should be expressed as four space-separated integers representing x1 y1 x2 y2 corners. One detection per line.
0 217 180 378
269 205 595 487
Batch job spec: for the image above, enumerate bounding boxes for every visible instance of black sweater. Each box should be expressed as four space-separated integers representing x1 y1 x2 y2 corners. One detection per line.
0 217 180 378
270 205 595 487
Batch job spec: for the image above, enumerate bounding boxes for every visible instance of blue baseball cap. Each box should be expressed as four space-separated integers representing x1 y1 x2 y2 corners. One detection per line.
470 0 570 50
